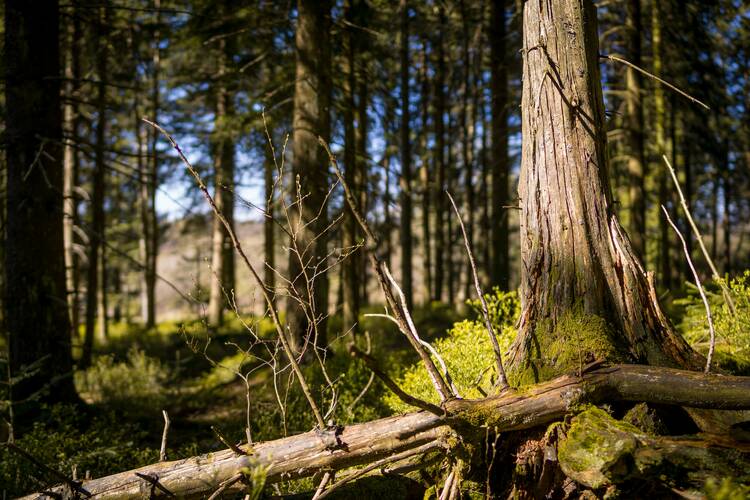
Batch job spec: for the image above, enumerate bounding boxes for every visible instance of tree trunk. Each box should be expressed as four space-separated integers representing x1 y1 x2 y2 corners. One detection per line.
625 0 646 259
419 41 432 301
459 0 475 303
144 0 161 327
356 63 369 308
264 127 276 309
287 0 332 352
509 0 702 384
63 8 80 340
83 2 110 366
4 0 77 406
652 0 672 290
399 0 414 310
490 0 510 290
432 4 447 303
342 0 360 334
208 27 236 328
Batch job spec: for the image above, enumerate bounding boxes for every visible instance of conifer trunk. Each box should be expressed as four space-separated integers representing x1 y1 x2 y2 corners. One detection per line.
625 0 646 259
399 0 414 310
490 0 510 290
433 4 447 302
509 0 702 383
5 0 77 405
287 0 332 352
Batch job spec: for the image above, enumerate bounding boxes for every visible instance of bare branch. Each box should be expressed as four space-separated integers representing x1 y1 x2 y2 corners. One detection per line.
159 411 170 462
662 155 736 315
143 118 326 430
662 206 716 373
446 191 509 390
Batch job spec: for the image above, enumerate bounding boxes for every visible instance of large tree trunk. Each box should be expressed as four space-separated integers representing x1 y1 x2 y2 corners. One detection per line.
399 0 414 310
490 0 510 290
287 0 332 352
4 0 77 406
509 0 702 384
26 365 750 498
459 0 475 303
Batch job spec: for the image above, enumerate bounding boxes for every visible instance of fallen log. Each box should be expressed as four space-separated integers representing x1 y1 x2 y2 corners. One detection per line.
23 364 750 499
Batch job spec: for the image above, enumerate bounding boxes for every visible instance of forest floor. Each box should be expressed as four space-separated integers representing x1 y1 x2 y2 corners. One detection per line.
4 276 750 497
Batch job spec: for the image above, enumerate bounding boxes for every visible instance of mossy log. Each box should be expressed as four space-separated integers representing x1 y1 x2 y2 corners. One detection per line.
24 365 750 499
559 407 750 492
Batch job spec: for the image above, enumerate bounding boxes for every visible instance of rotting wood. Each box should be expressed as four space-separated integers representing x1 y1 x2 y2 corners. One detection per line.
25 364 750 499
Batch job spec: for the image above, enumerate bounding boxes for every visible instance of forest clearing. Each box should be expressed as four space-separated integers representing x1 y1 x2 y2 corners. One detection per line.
3 0 750 498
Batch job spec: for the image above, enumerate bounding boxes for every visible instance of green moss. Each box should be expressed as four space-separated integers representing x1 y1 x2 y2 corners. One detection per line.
558 407 644 489
509 306 625 386
622 403 667 435
704 477 750 500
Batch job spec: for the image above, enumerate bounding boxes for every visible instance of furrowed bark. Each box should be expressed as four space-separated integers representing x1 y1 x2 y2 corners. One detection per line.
27 365 750 498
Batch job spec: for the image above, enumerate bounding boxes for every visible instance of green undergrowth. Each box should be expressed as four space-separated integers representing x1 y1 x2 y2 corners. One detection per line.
0 404 198 498
384 289 519 413
675 270 750 375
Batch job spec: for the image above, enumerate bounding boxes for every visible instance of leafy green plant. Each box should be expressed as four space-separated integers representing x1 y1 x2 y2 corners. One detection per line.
74 348 170 412
384 289 519 413
675 271 750 374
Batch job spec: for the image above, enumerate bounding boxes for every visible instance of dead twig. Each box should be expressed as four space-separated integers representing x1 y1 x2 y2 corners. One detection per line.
662 155 736 315
144 118 326 430
159 410 170 461
349 345 444 416
602 54 710 110
319 137 453 403
662 206 716 373
447 191 509 390
5 443 91 498
211 425 247 456
317 441 442 499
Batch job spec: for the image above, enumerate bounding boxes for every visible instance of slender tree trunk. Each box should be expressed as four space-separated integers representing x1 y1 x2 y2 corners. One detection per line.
63 9 80 339
208 29 236 328
264 127 276 309
446 114 456 306
287 0 332 352
683 136 693 278
83 2 110 365
490 0 509 290
459 0 475 303
723 150 731 274
342 0 360 333
419 41 432 301
399 0 413 310
510 0 702 384
145 0 161 328
625 0 646 259
433 4 447 302
356 65 369 308
5 0 77 406
652 0 671 290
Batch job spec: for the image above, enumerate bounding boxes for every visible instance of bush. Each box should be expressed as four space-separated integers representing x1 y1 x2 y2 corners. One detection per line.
675 271 750 374
385 289 519 413
75 348 170 412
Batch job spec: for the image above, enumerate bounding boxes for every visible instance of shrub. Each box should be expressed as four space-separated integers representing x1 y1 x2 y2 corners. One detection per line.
75 348 169 412
385 289 519 413
675 271 750 374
